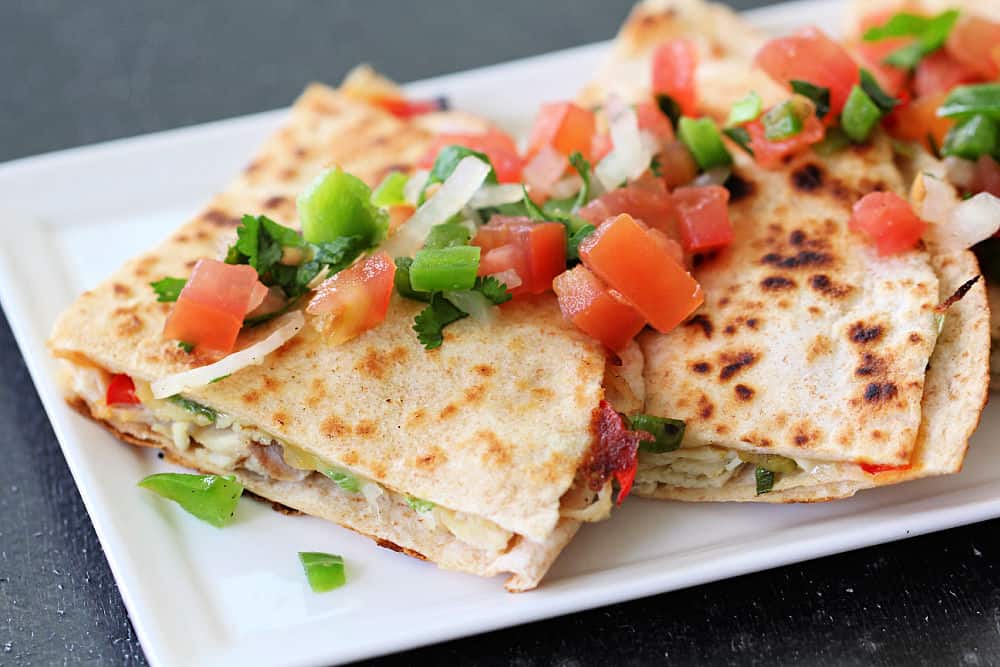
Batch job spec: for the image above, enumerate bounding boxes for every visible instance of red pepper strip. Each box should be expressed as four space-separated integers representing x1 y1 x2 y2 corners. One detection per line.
106 374 140 405
591 400 654 505
859 463 912 474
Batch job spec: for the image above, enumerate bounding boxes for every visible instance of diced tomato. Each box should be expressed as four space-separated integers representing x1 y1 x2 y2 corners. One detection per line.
860 462 912 474
672 185 733 252
553 265 647 352
106 374 140 405
522 145 568 201
914 50 981 98
972 155 1000 198
945 15 1000 81
526 102 597 162
635 101 675 144
473 218 566 296
372 96 445 119
591 133 613 163
659 140 700 189
855 41 910 97
417 128 523 183
163 259 264 355
306 252 396 344
755 27 860 118
883 91 953 153
849 191 927 256
578 174 676 234
579 214 704 333
744 112 825 168
647 228 686 267
652 40 698 117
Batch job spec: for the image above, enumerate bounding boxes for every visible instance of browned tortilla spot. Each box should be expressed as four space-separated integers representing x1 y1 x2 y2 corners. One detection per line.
791 163 824 192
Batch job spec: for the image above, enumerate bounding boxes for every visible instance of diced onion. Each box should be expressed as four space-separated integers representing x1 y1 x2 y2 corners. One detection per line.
913 172 959 225
403 170 429 206
596 105 654 191
469 184 524 208
549 174 584 200
444 290 495 323
693 165 732 187
943 156 976 190
523 145 567 198
488 269 522 289
930 193 1000 251
361 482 385 520
151 311 305 399
381 157 491 257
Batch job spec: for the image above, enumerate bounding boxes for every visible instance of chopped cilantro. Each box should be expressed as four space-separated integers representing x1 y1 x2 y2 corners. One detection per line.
474 276 513 306
413 293 469 350
859 69 900 113
177 341 194 354
862 10 960 70
790 80 830 119
150 277 187 302
655 93 682 129
722 127 754 156
209 374 230 384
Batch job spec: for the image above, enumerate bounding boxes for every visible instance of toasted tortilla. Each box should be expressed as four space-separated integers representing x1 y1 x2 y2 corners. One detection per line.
587 0 990 501
49 81 618 589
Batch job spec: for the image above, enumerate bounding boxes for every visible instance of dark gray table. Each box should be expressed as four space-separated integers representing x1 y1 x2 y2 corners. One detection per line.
3 2 999 665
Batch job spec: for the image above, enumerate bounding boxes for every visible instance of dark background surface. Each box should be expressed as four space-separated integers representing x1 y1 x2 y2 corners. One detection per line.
2 1 998 665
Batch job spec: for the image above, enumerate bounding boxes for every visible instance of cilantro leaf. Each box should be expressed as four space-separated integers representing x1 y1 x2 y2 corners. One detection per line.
473 276 512 305
568 151 592 210
722 127 754 156
413 293 469 350
420 145 497 204
790 80 831 119
655 94 682 129
177 341 194 353
150 277 187 302
864 10 960 70
859 69 900 113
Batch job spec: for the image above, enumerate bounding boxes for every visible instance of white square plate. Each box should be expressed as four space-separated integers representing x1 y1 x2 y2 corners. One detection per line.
2 1 998 665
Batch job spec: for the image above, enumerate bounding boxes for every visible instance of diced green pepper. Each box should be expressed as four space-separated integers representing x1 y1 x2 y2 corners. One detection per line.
138 473 243 527
841 85 883 142
297 166 388 246
754 467 775 496
678 117 733 170
726 91 763 126
942 114 999 160
371 171 409 208
762 100 805 141
166 395 217 424
393 257 432 303
423 222 472 249
298 552 346 592
628 414 686 453
405 496 436 513
739 452 799 473
409 246 481 292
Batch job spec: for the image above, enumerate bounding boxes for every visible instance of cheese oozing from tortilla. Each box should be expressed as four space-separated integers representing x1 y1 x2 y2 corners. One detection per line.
63 362 607 551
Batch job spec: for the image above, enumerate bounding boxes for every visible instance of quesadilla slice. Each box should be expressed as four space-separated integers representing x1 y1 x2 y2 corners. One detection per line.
49 77 646 591
570 0 989 501
840 0 1000 387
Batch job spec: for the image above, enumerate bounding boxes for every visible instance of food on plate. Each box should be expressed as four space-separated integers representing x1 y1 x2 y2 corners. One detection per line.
49 77 656 592
576 0 989 501
843 0 1000 385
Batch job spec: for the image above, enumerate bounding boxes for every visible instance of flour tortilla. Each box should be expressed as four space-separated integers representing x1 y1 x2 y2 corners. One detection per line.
49 81 618 589
587 0 990 501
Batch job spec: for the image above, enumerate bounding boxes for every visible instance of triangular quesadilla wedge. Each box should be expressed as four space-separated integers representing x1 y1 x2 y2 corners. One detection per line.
577 0 989 502
840 0 1000 388
49 77 642 591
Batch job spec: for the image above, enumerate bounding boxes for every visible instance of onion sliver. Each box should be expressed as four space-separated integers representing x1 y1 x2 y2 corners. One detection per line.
937 192 1000 251
469 183 525 209
382 157 491 257
151 311 305 399
596 105 652 191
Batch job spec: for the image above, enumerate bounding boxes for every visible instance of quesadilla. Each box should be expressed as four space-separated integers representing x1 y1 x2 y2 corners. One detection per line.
49 77 644 591
841 0 1000 387
577 0 990 502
